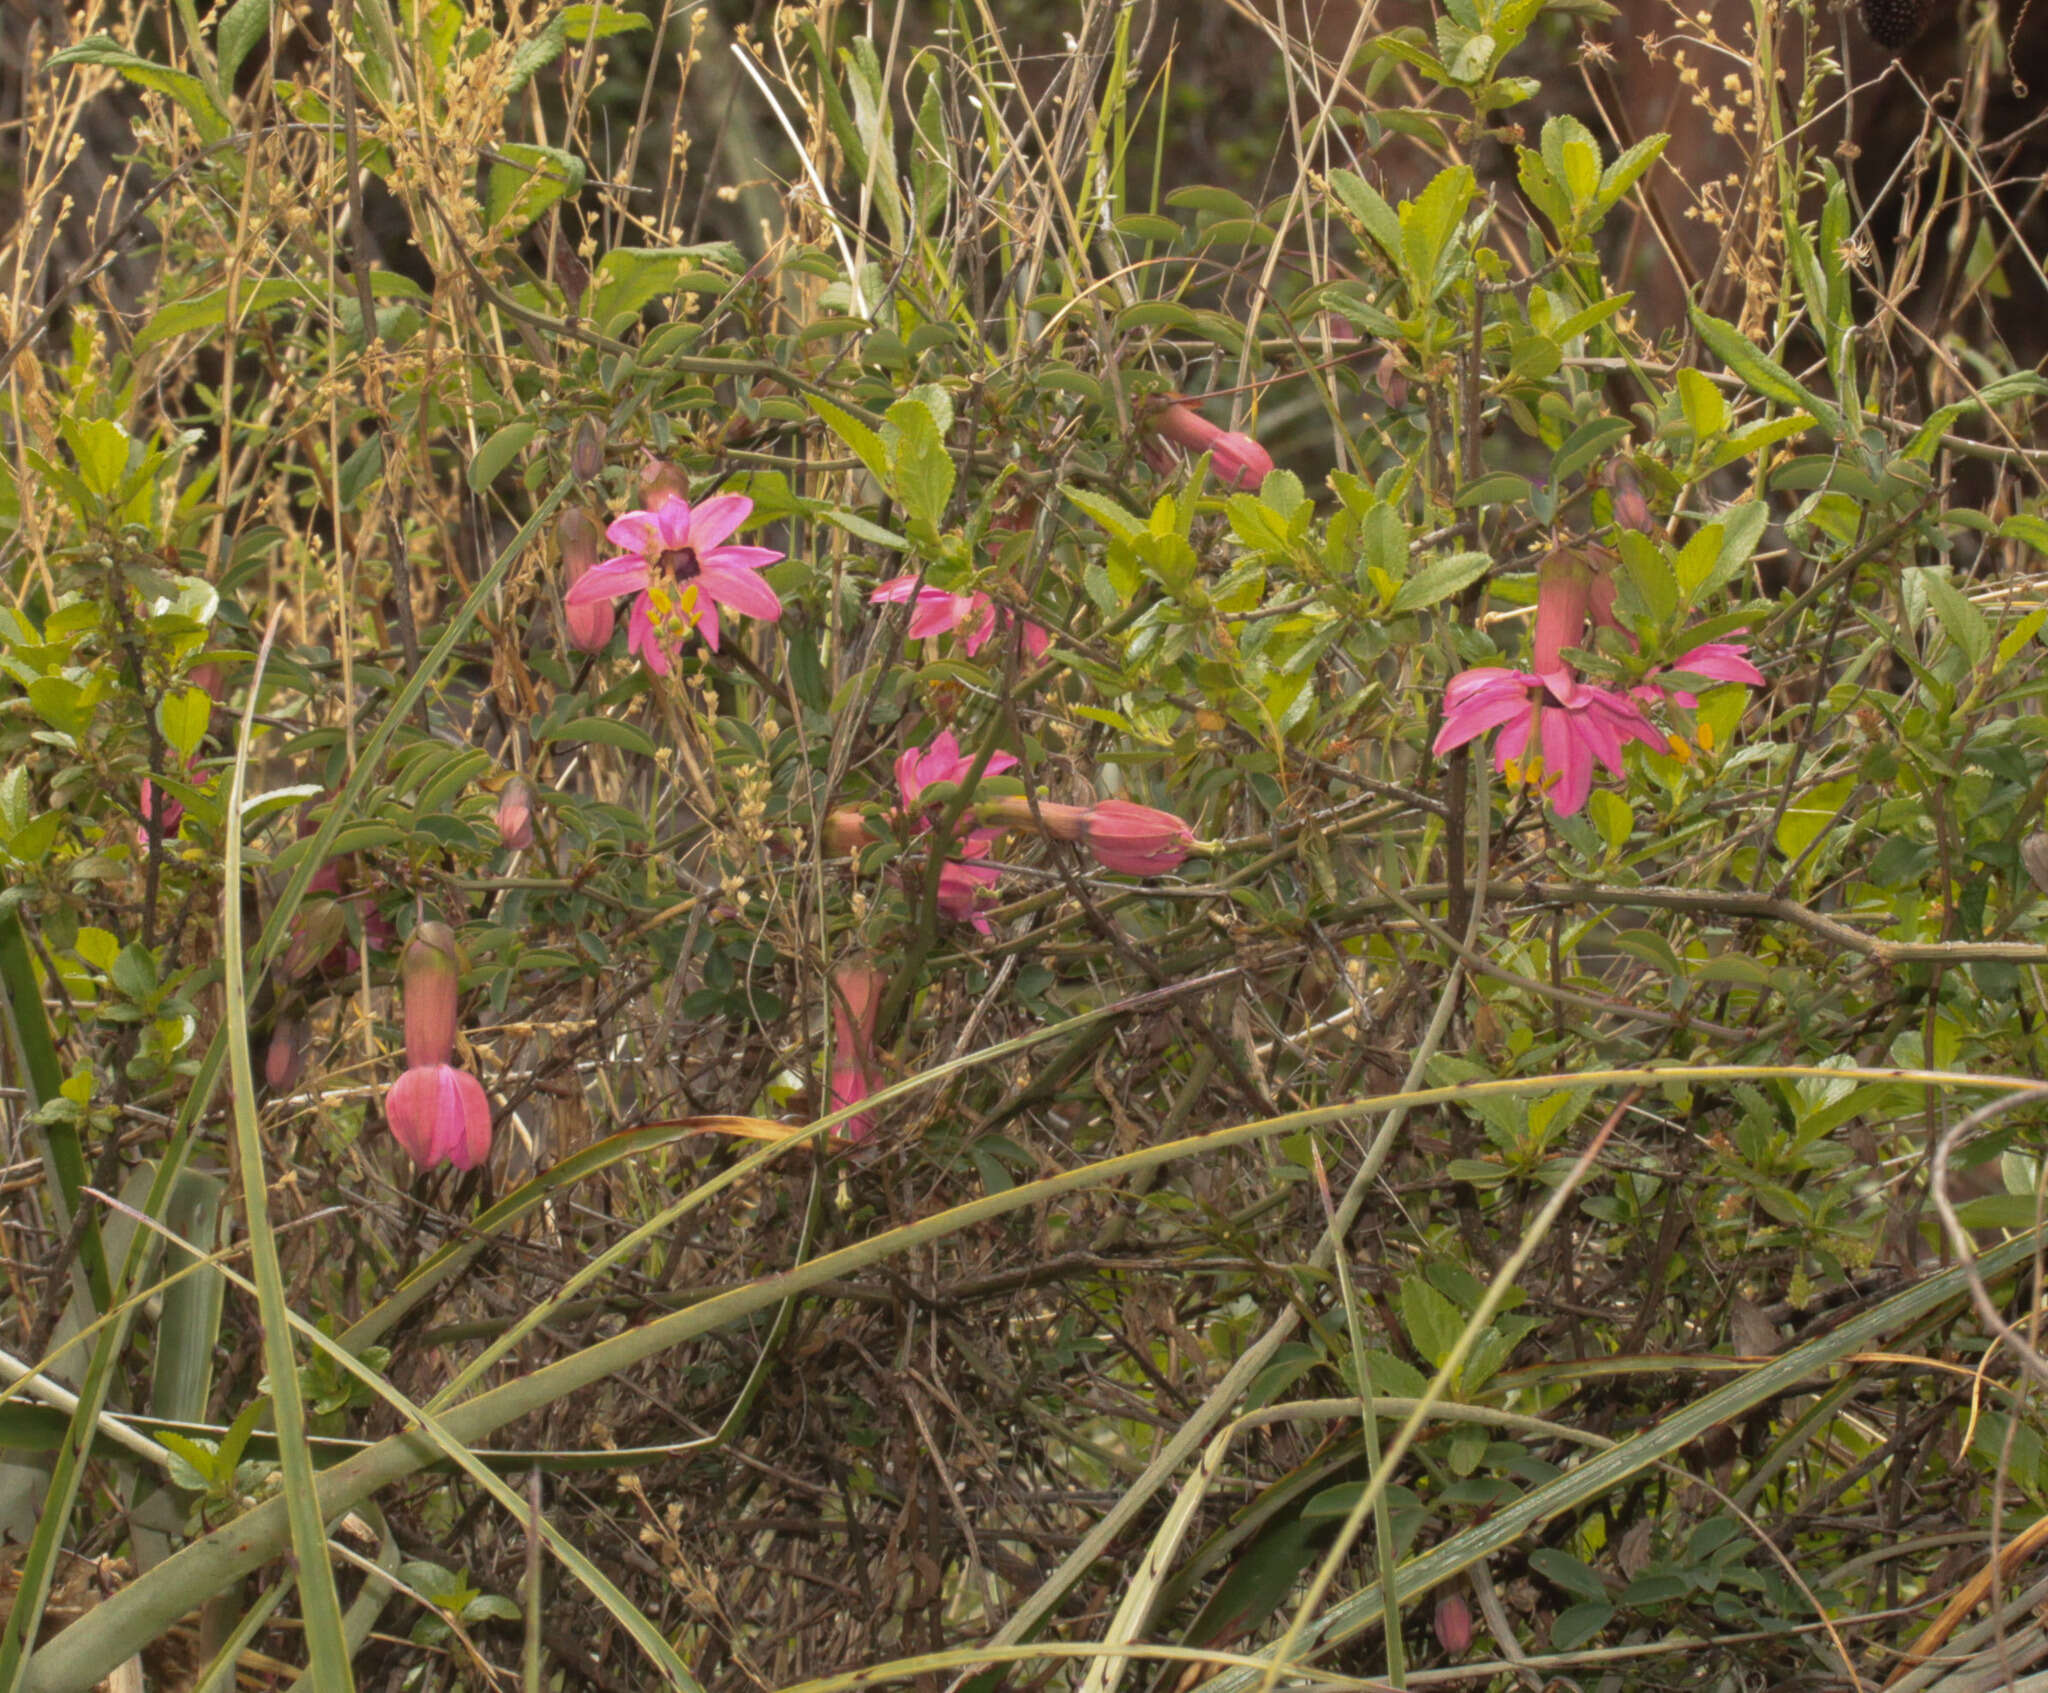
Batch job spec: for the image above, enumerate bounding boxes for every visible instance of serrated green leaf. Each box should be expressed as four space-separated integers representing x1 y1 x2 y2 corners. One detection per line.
1391 551 1489 613
1689 307 1841 437
484 144 585 239
810 395 891 487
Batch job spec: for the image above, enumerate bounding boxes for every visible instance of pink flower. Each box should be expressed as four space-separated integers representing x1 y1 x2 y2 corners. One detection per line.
980 795 1090 841
385 1062 493 1171
565 493 783 671
1634 642 1764 710
1081 800 1197 875
870 576 1051 663
1434 668 1660 816
557 508 615 652
1434 1593 1473 1655
265 1018 307 1093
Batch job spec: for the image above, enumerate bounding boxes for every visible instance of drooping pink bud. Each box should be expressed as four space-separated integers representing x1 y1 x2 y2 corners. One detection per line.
281 897 348 980
557 508 614 652
385 1062 493 1170
1532 549 1596 677
1434 1592 1473 1655
980 794 1090 841
1141 398 1271 492
401 921 463 1068
265 1018 306 1093
495 778 535 851
1080 800 1197 876
823 810 874 856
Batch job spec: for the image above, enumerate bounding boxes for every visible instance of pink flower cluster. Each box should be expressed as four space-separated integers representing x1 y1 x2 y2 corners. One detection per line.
383 922 493 1171
1433 551 1762 816
870 576 1051 664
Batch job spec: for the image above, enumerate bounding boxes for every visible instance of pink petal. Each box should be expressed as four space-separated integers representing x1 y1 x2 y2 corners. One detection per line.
958 596 998 656
566 555 651 605
444 1069 494 1171
603 510 665 555
1669 643 1764 687
908 594 972 639
703 544 785 576
700 562 783 622
1540 711 1594 815
695 594 722 652
1021 620 1052 663
684 493 754 552
652 496 697 550
1434 688 1535 755
870 574 921 604
626 597 673 676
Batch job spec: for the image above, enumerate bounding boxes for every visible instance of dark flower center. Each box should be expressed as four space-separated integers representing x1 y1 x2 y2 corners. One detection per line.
658 546 702 582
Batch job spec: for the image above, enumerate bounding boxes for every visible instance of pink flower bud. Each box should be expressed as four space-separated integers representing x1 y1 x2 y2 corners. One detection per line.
558 508 614 652
495 778 535 851
980 794 1090 841
823 810 874 856
1434 1592 1473 1655
829 1063 879 1145
827 960 888 1145
401 921 463 1068
639 456 690 506
385 1062 493 1170
1081 800 1197 876
571 418 605 483
265 1018 306 1093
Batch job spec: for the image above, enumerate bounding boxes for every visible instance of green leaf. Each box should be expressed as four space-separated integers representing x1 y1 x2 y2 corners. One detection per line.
1530 1548 1608 1600
560 3 651 37
157 686 212 759
468 421 537 492
46 37 228 141
587 243 741 323
484 143 586 238
215 0 272 87
1689 307 1842 438
1676 368 1729 440
1549 1601 1614 1650
1327 170 1404 267
1995 607 2046 674
1918 566 1992 667
548 716 658 757
1391 551 1489 613
810 395 891 487
884 397 954 531
1399 1274 1463 1368
136 272 428 355
1774 776 1855 862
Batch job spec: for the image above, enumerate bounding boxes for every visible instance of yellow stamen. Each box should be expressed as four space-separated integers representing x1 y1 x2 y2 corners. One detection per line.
1696 719 1716 753
1666 734 1694 764
644 578 702 642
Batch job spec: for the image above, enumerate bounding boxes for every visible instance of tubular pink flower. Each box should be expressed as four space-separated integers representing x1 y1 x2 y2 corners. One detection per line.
1080 800 1197 876
385 1063 493 1171
496 779 535 851
401 921 463 1068
266 1019 306 1094
565 493 784 670
1532 550 1596 675
980 795 1090 841
557 508 615 652
1142 399 1273 492
827 962 887 1143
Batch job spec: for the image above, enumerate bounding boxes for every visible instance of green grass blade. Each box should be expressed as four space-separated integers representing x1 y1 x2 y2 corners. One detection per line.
218 607 355 1690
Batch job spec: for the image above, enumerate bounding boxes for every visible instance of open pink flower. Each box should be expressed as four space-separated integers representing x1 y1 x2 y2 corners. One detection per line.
565 493 783 671
1435 668 1661 816
896 731 1018 932
385 1062 493 1171
870 576 1051 663
1634 642 1764 710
